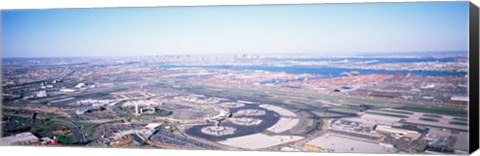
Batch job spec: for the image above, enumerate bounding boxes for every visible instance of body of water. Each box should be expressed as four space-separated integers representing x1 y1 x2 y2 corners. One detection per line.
159 65 467 77
266 57 462 64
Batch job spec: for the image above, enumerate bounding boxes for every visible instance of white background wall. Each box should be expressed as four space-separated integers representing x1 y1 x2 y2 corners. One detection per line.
0 0 479 156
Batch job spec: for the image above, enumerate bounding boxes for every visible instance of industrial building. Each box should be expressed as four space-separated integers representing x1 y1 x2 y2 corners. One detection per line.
374 125 422 140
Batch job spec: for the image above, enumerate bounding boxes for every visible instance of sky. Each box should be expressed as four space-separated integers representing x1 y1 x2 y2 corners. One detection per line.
1 2 470 57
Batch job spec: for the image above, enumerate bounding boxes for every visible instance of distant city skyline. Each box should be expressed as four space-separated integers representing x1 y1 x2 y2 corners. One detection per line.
2 2 470 57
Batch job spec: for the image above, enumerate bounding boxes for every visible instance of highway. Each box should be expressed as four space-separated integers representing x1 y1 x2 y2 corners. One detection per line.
52 119 88 144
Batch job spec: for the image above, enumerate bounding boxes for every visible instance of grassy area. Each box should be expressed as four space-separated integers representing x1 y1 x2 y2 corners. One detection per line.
453 117 468 122
153 109 173 116
307 119 315 127
382 109 413 115
269 89 399 107
366 112 408 118
329 107 359 114
10 116 29 125
399 105 467 117
50 133 75 144
30 118 77 145
2 115 31 134
449 121 468 126
419 117 439 122
282 101 312 109
2 108 17 113
311 111 345 118
423 114 442 118
77 122 99 140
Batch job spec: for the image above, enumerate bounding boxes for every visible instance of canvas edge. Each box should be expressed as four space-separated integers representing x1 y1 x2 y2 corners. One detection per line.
469 1 479 154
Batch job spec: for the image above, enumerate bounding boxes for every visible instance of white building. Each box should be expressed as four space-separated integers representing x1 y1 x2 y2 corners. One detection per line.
60 88 75 93
75 83 86 88
36 90 47 98
375 125 421 140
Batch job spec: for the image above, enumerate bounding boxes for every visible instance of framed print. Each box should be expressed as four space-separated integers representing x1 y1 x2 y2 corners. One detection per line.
1 1 479 155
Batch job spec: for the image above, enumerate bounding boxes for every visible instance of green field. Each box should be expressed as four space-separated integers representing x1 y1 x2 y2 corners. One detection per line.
366 112 408 118
449 121 468 126
31 118 77 144
153 109 173 116
453 117 468 122
329 107 359 114
77 122 99 140
50 133 75 144
2 108 17 113
311 111 345 118
382 109 413 115
423 114 442 118
419 117 439 122
307 119 316 127
10 116 29 125
399 105 467 117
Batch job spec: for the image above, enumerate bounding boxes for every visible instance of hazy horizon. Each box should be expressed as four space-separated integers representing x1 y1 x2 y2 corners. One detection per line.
0 50 469 59
2 2 470 57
